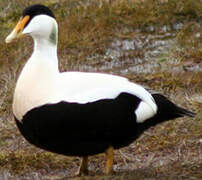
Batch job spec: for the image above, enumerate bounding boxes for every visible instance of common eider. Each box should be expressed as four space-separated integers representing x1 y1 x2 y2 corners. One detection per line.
5 4 195 176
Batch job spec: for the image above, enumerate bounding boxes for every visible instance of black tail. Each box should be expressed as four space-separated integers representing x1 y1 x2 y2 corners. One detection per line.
137 93 195 136
152 93 196 120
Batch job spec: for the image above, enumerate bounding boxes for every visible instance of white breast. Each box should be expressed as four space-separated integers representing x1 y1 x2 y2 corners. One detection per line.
13 52 60 120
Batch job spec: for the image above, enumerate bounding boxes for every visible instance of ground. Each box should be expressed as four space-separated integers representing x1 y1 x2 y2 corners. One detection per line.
0 0 201 179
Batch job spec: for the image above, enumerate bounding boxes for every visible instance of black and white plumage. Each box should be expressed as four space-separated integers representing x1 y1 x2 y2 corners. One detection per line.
5 4 195 175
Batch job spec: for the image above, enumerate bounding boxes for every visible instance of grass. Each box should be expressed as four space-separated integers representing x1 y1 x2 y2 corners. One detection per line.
0 0 201 179
1 0 201 65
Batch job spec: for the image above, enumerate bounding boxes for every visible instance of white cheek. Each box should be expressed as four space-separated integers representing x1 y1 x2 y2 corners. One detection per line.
22 15 53 36
135 101 157 123
22 19 39 34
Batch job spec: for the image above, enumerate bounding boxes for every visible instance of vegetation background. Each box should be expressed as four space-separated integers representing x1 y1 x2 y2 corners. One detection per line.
0 0 201 179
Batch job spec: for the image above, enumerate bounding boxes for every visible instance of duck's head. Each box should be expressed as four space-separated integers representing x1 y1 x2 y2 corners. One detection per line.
5 4 58 45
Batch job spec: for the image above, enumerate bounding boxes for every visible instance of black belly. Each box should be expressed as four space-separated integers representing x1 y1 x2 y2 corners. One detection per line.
15 93 142 156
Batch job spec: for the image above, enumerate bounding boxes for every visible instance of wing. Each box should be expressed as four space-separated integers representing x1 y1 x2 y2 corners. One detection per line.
57 72 157 122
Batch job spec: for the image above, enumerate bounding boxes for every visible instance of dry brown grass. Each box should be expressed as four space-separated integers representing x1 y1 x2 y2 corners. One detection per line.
0 0 201 179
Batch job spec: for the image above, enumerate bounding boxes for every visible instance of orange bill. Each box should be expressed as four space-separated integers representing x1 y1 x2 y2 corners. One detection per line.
5 15 30 43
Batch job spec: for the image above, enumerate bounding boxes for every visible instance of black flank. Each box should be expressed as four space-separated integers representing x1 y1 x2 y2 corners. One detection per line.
15 93 141 156
15 92 195 157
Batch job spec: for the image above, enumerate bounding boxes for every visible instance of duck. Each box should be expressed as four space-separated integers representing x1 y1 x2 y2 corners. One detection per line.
5 4 195 176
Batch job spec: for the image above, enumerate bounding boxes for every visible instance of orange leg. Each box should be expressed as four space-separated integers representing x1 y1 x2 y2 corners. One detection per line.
77 156 88 176
105 146 114 174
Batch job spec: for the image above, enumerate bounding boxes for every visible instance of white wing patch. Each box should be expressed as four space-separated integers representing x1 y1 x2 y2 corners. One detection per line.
135 101 156 123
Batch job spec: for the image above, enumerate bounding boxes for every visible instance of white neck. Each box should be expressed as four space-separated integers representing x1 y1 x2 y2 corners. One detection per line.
33 36 58 68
